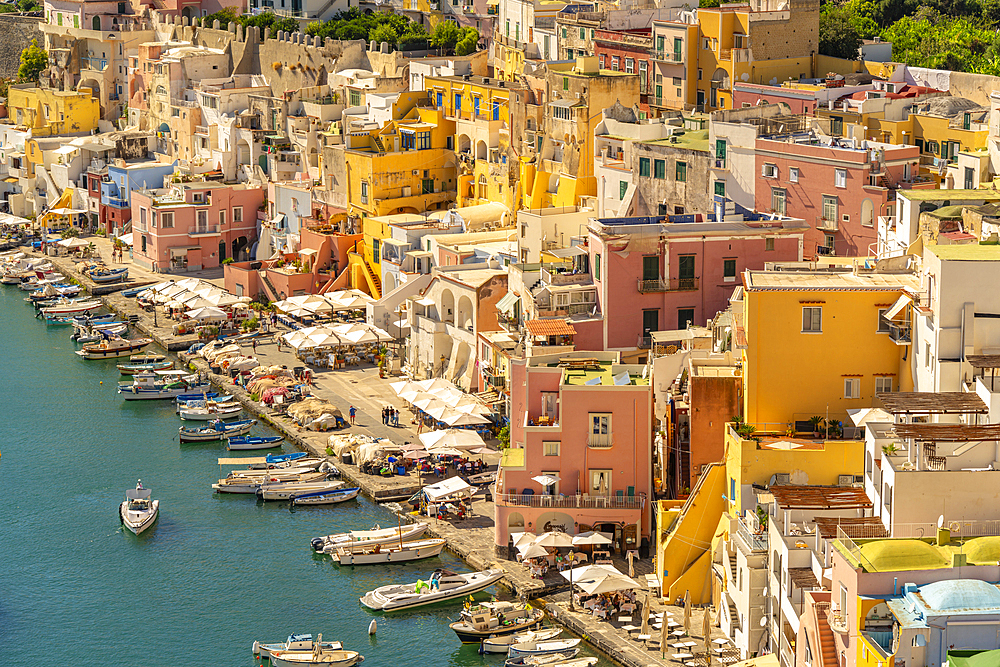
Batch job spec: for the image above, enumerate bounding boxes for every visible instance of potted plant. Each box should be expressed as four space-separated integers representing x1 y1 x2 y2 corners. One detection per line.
377 355 386 378
828 419 843 438
882 442 899 456
808 415 825 438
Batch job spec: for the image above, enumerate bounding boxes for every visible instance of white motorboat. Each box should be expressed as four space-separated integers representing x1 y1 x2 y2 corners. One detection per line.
212 471 328 495
361 568 505 612
179 401 242 420
118 371 209 400
76 336 152 360
331 537 446 565
505 652 588 667
119 484 159 535
292 487 360 506
253 634 343 660
481 628 564 654
267 634 361 667
450 602 545 643
311 522 429 553
257 479 344 501
507 638 582 659
41 299 102 316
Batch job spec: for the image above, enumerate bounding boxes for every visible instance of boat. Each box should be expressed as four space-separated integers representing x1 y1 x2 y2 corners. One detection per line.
507 638 582 659
119 484 159 535
361 568 505 612
267 452 308 464
117 360 174 375
175 392 221 403
449 602 545 643
227 435 284 450
73 324 128 344
257 479 344 501
87 266 128 283
253 634 344 660
121 285 151 297
130 353 167 363
118 371 209 400
178 419 256 442
310 522 429 553
178 401 243 420
40 299 102 316
330 537 446 565
504 652 587 667
176 394 236 409
481 629 564 654
212 471 330 495
76 336 152 359
291 487 360 506
268 635 362 667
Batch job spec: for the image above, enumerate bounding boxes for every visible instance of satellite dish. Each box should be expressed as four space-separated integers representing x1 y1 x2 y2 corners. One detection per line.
759 616 768 628
937 515 945 529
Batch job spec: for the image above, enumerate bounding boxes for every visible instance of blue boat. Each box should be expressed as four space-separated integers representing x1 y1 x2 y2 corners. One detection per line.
87 267 128 283
291 487 360 505
226 435 284 450
121 286 151 298
178 418 257 443
175 392 219 403
266 452 308 464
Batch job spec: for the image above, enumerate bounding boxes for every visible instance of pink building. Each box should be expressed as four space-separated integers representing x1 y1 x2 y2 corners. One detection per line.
754 133 922 257
131 181 263 273
494 351 652 557
587 214 806 350
732 82 820 115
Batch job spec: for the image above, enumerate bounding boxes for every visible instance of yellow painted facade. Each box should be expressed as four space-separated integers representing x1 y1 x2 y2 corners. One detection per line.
7 85 99 137
741 273 916 428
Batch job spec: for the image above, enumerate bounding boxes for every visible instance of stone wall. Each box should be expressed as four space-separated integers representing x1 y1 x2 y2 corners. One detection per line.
0 15 43 79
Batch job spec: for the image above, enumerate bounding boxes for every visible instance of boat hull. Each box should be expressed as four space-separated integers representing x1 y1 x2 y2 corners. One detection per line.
120 500 159 535
258 481 343 501
179 420 255 442
332 539 446 566
269 650 361 667
480 629 564 654
450 612 545 644
227 436 284 450
76 339 152 359
507 639 582 658
292 488 360 506
179 406 242 420
360 569 505 612
313 522 429 553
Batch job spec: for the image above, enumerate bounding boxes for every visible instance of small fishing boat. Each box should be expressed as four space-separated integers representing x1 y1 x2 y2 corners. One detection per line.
118 370 208 400
449 602 544 643
212 471 329 495
178 419 256 442
227 435 284 450
119 483 159 535
121 285 151 297
361 568 505 612
330 537 446 566
174 392 221 404
76 336 152 359
178 401 242 420
480 628 564 654
40 299 102 316
253 634 344 660
291 487 360 506
268 634 361 667
504 651 585 667
117 359 174 375
130 353 167 363
257 479 343 501
73 324 128 344
267 452 308 464
310 522 429 553
87 266 128 283
507 638 582 659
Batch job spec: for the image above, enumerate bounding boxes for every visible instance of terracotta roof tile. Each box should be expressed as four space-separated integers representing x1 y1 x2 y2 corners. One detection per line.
525 318 577 337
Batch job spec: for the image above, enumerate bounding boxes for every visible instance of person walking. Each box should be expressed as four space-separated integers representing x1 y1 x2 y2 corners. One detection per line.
392 408 399 427
349 405 357 425
252 339 258 355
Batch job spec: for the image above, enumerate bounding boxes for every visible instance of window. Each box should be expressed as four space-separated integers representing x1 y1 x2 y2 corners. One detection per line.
360 181 369 204
349 89 361 106
654 159 665 179
401 132 415 150
595 253 601 280
599 54 605 69
619 181 628 200
563 77 569 91
723 258 736 282
139 207 147 229
831 116 843 136
822 196 838 222
697 68 703 80
422 178 434 194
543 441 560 456
771 188 786 215
761 163 777 178
219 210 226 226
639 157 650 177
417 131 431 150
765 238 775 251
552 106 572 121
714 181 726 197
561 26 567 38
835 169 847 188
675 161 687 182
877 308 890 333
625 58 634 74
196 210 208 228
611 56 619 71
678 308 694 329
789 167 799 183
802 306 822 332
160 212 173 229
589 413 612 447
875 377 893 393
844 378 861 399
232 207 242 223
715 139 726 168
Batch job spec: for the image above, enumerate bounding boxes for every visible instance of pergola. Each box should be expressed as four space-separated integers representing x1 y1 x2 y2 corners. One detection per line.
967 355 1000 391
877 392 988 420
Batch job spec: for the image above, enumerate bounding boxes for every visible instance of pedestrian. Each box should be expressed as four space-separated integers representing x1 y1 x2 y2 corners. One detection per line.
392 408 399 427
349 405 357 424
417 418 423 434
252 339 258 355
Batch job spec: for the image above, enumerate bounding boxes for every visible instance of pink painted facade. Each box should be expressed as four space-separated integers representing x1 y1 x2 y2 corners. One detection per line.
587 218 804 350
494 354 653 556
732 83 819 115
131 182 263 273
754 137 921 258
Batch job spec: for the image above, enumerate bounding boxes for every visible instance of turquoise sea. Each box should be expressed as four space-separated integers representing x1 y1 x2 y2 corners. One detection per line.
0 284 612 667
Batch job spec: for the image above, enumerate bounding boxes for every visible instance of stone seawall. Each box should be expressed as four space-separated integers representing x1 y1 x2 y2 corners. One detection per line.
0 15 42 79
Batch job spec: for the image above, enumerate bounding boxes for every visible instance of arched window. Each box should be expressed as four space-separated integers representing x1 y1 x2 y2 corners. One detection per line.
155 85 167 95
478 174 487 199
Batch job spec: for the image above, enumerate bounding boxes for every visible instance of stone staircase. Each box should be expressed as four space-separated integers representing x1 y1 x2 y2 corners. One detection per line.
258 270 279 302
816 604 838 667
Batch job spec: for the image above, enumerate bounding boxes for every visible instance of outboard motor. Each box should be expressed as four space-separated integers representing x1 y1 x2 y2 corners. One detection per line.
310 537 325 552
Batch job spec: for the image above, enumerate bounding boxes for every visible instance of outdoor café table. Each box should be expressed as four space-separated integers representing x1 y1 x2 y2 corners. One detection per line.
621 625 640 634
680 641 698 648
672 654 693 661
617 616 632 623
672 630 686 638
636 635 651 646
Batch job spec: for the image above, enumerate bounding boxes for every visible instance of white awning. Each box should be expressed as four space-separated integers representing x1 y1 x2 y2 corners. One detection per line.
415 297 435 307
884 294 911 321
117 232 134 246
548 245 587 258
496 290 519 316
422 476 474 502
53 146 78 155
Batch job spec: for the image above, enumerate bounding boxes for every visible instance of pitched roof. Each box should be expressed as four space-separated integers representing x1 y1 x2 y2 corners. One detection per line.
525 318 577 337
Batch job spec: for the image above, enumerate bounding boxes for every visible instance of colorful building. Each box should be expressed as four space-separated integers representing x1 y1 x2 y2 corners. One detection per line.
7 84 100 137
100 159 178 236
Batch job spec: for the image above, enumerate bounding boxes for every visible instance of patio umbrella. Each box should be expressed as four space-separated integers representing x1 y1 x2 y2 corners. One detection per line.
576 573 643 595
419 429 486 450
186 306 228 321
560 564 625 583
511 532 537 548
426 446 464 457
703 604 712 659
58 237 91 248
627 550 636 578
175 277 204 291
572 531 613 546
402 449 432 459
470 446 498 455
660 602 670 658
519 544 549 559
439 409 491 426
683 590 692 635
640 591 650 636
531 474 561 489
413 395 449 414
415 378 458 395
205 292 241 308
530 530 573 548
391 380 421 396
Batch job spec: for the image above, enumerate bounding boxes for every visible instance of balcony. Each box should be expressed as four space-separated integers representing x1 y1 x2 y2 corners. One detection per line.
885 321 911 345
189 224 221 237
816 215 839 232
652 49 684 63
588 433 613 448
526 413 559 427
496 492 645 509
736 514 768 552
826 606 850 635
104 196 128 208
719 47 750 62
713 158 728 170
195 126 209 136
637 277 698 293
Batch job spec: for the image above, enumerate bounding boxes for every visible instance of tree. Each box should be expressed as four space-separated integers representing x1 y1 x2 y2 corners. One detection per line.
430 20 461 50
17 39 46 83
370 23 399 48
455 26 479 55
819 4 863 59
201 6 239 27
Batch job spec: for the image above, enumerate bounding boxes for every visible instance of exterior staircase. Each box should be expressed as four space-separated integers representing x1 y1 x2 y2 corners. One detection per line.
816 604 838 667
347 251 381 299
372 136 387 154
258 270 279 302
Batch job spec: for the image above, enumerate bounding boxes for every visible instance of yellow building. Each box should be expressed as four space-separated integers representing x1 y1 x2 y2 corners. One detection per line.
7 84 100 137
424 74 522 211
739 269 918 428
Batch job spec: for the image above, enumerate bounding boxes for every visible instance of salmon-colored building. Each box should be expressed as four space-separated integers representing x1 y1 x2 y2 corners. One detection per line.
494 351 653 557
131 181 263 273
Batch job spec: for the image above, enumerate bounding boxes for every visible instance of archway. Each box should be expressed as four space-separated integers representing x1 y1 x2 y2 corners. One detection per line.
477 174 487 199
237 139 251 166
458 134 471 155
232 236 249 261
79 78 101 99
861 198 874 228
508 511 524 529
181 6 193 19
476 140 487 161
456 294 473 330
92 16 100 30
382 271 397 295
308 147 319 169
440 288 455 324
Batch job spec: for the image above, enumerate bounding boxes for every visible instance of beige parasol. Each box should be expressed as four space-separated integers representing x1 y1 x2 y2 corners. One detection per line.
703 604 713 660
640 591 650 635
683 589 692 635
660 602 670 658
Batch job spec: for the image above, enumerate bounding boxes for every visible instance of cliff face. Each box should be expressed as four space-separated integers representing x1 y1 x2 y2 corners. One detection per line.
0 14 42 79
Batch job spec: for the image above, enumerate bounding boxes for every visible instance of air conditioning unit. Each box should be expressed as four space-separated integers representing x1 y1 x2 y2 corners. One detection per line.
838 474 863 486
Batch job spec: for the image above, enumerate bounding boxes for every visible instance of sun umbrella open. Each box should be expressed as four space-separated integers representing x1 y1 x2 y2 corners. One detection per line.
572 531 613 546
531 474 561 489
186 306 228 321
58 237 91 248
576 573 643 595
560 564 624 584
519 544 549 559
511 532 537 548
439 409 491 426
418 429 486 450
530 530 573 548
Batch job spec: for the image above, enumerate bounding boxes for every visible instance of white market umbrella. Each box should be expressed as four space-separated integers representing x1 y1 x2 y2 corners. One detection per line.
418 429 486 450
531 474 561 489
576 573 643 595
205 293 241 308
58 237 91 248
531 530 573 548
413 395 449 413
560 564 625 584
427 446 464 457
519 544 549 559
511 532 537 548
186 306 228 321
572 531 613 546
415 378 457 395
439 409 491 426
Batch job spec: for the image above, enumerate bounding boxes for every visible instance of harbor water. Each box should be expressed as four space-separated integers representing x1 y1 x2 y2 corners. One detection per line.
0 285 613 667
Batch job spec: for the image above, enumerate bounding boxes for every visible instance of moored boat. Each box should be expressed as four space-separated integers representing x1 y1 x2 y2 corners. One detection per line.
291 487 359 506
87 266 128 283
119 483 159 535
257 479 343 501
179 401 242 420
118 370 208 400
504 651 586 667
253 634 344 660
227 435 284 450
269 637 362 667
360 568 505 612
507 638 582 659
178 418 256 442
310 522 429 553
76 336 152 359
480 629 564 655
331 537 446 566
117 359 174 375
40 299 102 316
268 451 308 464
212 470 329 495
449 602 544 643
130 353 167 363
